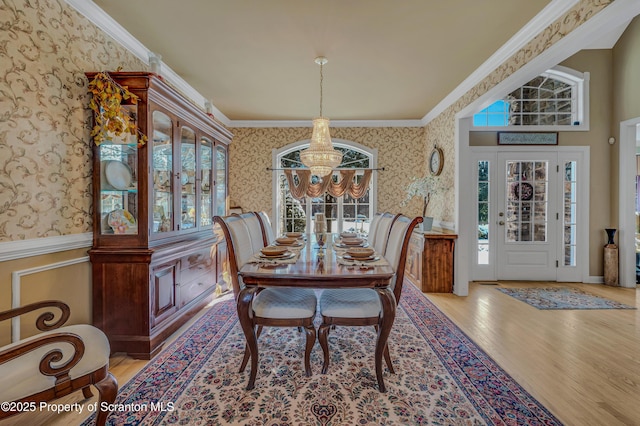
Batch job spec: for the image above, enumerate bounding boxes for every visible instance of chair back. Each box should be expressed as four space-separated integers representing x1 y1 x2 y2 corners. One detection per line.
238 212 266 252
384 215 423 302
213 215 253 298
256 211 276 244
373 212 399 255
367 212 383 247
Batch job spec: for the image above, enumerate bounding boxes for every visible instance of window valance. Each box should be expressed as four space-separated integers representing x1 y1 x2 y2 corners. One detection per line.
284 169 372 200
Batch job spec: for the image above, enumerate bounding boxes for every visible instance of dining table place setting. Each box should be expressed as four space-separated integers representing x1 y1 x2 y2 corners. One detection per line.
336 246 389 267
249 244 299 265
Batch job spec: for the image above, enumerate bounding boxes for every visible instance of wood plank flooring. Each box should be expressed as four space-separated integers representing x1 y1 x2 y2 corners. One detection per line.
2 282 638 426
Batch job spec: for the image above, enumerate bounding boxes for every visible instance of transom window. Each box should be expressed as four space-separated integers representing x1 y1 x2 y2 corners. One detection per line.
276 141 375 236
473 67 587 128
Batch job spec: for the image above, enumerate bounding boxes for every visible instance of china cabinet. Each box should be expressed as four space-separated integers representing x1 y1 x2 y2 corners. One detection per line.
405 230 457 293
87 72 232 359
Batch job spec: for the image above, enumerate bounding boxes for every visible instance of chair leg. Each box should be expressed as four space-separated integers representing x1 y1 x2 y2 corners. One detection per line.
239 325 263 373
81 385 93 399
374 324 394 373
318 323 331 374
303 324 316 377
94 372 118 426
384 343 395 374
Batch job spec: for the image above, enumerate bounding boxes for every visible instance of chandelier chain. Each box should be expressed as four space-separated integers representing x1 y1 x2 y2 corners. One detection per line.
319 61 323 117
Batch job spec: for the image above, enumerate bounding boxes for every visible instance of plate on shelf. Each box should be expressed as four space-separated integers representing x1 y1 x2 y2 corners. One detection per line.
104 160 133 190
108 209 137 234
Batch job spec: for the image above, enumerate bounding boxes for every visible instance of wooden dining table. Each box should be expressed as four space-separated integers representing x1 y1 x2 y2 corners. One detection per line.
238 235 396 392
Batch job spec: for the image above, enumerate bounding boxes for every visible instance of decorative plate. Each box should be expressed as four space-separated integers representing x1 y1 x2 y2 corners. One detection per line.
105 160 132 190
108 209 137 234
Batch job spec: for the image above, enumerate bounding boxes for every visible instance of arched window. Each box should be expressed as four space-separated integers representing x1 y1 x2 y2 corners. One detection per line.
274 140 376 236
473 66 588 129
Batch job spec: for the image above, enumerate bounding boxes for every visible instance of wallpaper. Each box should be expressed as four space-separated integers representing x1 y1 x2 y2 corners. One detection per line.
0 0 145 242
0 0 614 243
228 127 428 219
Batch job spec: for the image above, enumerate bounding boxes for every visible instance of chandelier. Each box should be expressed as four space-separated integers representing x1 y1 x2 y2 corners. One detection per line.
300 57 343 177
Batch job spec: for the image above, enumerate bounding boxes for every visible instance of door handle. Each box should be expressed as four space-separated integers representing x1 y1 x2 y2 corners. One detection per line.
498 221 505 226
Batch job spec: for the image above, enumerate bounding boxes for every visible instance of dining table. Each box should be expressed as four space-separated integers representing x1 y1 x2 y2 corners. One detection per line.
238 234 396 392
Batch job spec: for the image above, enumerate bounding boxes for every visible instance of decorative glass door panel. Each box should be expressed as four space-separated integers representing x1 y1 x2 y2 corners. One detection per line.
180 126 196 230
505 161 548 243
152 110 173 233
215 146 227 216
98 138 138 235
200 137 213 227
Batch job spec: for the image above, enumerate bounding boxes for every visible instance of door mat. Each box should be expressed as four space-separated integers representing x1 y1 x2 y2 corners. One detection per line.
496 286 636 310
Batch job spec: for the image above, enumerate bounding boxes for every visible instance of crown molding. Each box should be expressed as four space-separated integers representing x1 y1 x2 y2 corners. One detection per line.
230 119 424 128
0 233 92 262
421 0 580 125
65 0 231 127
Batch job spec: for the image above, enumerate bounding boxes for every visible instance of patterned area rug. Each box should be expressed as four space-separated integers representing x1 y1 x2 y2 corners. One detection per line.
496 286 636 310
85 283 561 425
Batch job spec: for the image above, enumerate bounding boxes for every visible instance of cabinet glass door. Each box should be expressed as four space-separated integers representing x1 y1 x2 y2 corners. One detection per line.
200 137 213 227
215 146 227 216
98 137 138 235
152 110 173 233
180 126 196 230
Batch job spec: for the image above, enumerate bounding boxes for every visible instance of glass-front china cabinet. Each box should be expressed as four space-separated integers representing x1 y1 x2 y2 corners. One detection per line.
87 72 231 359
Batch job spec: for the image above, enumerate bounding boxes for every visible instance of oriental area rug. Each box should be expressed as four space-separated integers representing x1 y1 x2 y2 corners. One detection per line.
496 286 636 310
84 283 561 425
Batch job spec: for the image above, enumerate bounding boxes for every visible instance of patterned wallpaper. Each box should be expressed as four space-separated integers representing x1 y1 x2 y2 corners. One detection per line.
0 0 613 242
0 0 145 242
228 127 428 219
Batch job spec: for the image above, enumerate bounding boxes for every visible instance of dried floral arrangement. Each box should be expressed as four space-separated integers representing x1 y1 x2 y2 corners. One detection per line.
400 175 441 216
87 69 147 146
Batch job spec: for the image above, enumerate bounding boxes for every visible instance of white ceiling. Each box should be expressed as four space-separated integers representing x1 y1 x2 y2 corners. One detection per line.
83 0 630 125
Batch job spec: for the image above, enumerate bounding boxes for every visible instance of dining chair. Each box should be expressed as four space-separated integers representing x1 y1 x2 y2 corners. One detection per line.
213 215 317 388
366 212 383 248
372 212 400 255
238 212 267 252
318 215 422 376
256 211 276 245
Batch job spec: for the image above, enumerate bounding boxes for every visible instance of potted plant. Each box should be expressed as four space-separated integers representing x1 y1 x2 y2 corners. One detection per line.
87 69 147 146
401 175 440 231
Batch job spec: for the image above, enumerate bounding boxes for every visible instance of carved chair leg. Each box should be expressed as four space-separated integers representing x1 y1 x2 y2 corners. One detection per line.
384 344 395 374
94 372 118 426
239 325 263 373
318 323 331 374
82 386 93 399
304 325 316 377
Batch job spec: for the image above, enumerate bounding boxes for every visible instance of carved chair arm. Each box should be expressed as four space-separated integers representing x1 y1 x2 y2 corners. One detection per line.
0 300 70 331
0 332 85 388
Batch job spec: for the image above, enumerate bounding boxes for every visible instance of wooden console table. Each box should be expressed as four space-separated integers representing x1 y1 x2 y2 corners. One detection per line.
405 230 457 293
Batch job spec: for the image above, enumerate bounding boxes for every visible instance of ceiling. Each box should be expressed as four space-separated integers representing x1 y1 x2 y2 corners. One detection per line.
89 0 617 124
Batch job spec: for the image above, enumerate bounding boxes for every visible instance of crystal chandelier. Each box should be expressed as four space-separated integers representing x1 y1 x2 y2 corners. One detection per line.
300 57 343 177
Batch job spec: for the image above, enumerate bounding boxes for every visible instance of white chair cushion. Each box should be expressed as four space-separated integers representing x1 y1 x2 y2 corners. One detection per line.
0 324 110 402
252 288 317 319
320 288 382 318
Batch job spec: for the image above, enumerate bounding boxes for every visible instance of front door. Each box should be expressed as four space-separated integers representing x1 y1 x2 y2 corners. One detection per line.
496 152 558 280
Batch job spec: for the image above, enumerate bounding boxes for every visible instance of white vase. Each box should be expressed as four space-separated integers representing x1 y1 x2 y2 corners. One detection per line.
421 217 433 232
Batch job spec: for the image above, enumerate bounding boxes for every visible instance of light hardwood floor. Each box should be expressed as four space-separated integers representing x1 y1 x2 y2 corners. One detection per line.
2 282 638 426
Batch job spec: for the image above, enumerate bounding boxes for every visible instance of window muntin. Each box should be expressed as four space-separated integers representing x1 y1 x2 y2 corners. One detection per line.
277 144 373 235
473 68 585 128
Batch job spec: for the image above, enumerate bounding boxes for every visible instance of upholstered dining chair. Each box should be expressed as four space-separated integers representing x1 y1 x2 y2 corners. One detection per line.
238 212 267 252
371 212 400 255
213 215 317 388
366 212 383 247
318 215 422 375
255 211 276 245
0 301 117 426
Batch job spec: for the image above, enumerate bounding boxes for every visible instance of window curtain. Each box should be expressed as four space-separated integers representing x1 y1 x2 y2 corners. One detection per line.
284 169 372 201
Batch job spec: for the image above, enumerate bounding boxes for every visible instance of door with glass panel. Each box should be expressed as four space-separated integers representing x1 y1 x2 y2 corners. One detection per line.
496 153 558 280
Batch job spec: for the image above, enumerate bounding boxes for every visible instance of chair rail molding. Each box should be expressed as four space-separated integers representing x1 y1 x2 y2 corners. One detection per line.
0 233 92 262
